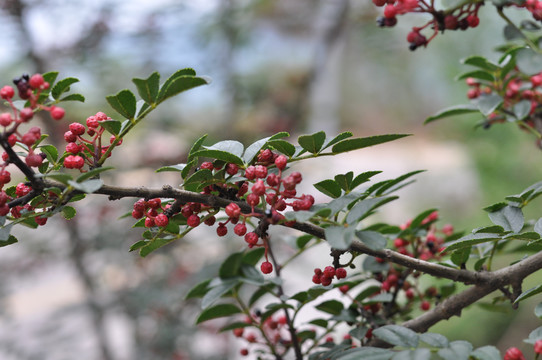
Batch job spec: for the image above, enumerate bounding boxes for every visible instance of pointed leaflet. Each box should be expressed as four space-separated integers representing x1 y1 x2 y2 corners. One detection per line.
51 77 80 100
471 346 501 360
196 303 242 324
202 279 240 309
438 340 473 360
100 120 122 135
516 47 542 75
185 279 212 299
298 131 326 154
314 179 342 198
157 68 196 99
514 284 542 304
192 140 244 165
425 104 479 124
243 132 289 164
267 139 296 157
315 300 344 315
321 131 353 151
455 70 495 83
332 134 410 154
132 71 160 104
444 233 502 252
356 231 387 250
334 172 354 192
60 93 85 102
351 171 382 189
475 94 503 116
106 89 137 119
325 226 355 250
157 75 209 104
373 325 419 348
487 205 524 233
346 196 398 224
68 179 103 193
462 55 500 71
187 134 208 162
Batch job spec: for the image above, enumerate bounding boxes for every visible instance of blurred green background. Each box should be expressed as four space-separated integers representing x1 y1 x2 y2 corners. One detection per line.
0 1 541 359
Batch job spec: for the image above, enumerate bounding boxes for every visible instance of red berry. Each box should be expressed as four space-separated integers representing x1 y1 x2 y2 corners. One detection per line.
246 193 260 206
187 214 200 227
233 328 244 337
217 224 228 236
154 214 169 227
257 149 274 163
274 155 288 170
444 15 458 30
244 232 258 245
0 204 9 216
420 300 431 311
339 285 349 294
204 216 216 226
240 348 249 356
72 155 85 169
0 113 12 127
0 171 10 185
132 210 144 219
225 203 241 218
86 115 99 128
466 15 479 28
15 183 31 197
144 217 155 227
25 153 43 167
405 288 415 300
64 131 77 143
323 266 336 278
19 108 33 122
312 274 321 284
336 268 347 279
383 4 396 18
254 165 268 178
534 340 542 354
35 215 47 226
251 180 266 196
7 134 17 147
234 223 247 236
504 347 525 360
29 74 44 89
320 275 332 286
50 106 65 120
200 161 213 170
225 163 239 175
0 86 15 99
147 198 161 209
260 261 273 274
69 122 85 136
66 142 82 154
244 165 256 180
372 0 387 6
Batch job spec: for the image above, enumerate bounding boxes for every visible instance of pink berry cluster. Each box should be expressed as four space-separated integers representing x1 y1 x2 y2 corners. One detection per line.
131 198 169 228
0 74 65 170
311 266 347 286
232 314 291 357
504 339 542 360
466 70 542 137
132 148 315 275
372 0 481 50
63 111 121 170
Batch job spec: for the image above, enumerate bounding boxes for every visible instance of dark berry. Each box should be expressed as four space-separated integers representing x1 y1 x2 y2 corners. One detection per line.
187 214 200 227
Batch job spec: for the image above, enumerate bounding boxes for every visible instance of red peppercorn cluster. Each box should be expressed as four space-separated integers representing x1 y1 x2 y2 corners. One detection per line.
372 0 481 50
132 198 170 228
63 111 121 170
311 266 347 286
232 314 291 357
132 149 316 274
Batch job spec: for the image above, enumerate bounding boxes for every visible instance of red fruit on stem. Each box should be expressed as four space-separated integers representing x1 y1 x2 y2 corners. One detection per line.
187 214 200 227
50 106 65 120
260 261 273 274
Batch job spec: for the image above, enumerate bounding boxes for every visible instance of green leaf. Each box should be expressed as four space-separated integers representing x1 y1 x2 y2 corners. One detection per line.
183 169 213 189
139 238 173 257
424 104 479 124
346 196 397 224
76 166 115 183
514 284 542 304
0 235 17 247
296 234 314 249
419 332 449 348
462 55 500 71
219 252 244 279
451 247 470 267
100 120 122 135
185 279 212 299
438 341 473 360
192 148 244 166
513 100 531 121
187 134 208 162
40 172 73 185
315 300 344 315
392 349 431 360
196 303 242 324
325 226 355 250
314 179 342 198
409 208 439 229
240 265 264 285
68 179 103 193
51 77 79 100
362 255 389 272
61 206 76 220
373 325 419 348
335 347 393 360
202 279 240 309
535 302 542 318
156 68 197 100
356 231 387 250
157 75 209 104
322 131 353 151
298 131 326 154
488 206 524 233
525 326 542 344
106 89 137 119
132 71 160 104
219 322 253 333
352 171 382 189
332 134 410 154
248 284 276 306
60 93 85 102
43 71 59 86
475 94 503 116
517 47 542 75
444 233 502 252
354 284 381 302
267 139 296 157
374 170 424 196
242 247 266 266
455 70 495 83
334 172 353 192
40 144 58 163
471 346 501 360
156 164 187 173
